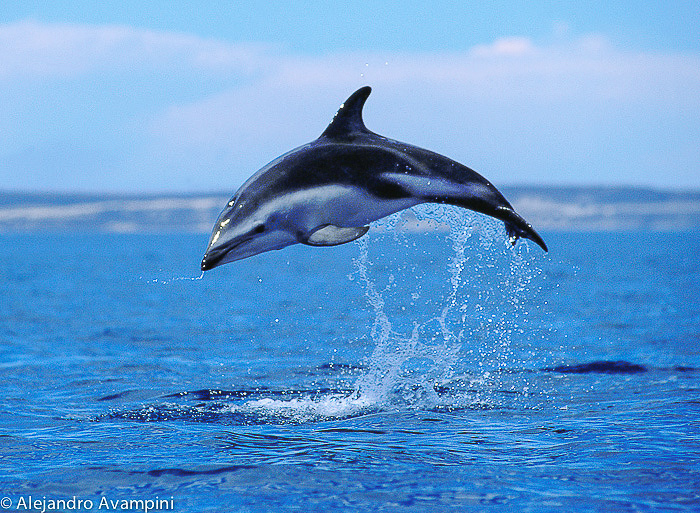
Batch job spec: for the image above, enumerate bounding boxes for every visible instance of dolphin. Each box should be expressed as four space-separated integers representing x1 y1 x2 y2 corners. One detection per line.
201 86 547 270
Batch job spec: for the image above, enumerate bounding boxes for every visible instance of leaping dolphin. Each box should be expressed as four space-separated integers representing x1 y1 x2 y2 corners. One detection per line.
201 86 547 270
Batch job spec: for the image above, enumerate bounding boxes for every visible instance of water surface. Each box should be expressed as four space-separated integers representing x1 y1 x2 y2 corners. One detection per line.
1 209 698 511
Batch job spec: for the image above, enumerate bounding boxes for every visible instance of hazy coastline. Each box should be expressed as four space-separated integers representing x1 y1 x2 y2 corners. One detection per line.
1 186 699 233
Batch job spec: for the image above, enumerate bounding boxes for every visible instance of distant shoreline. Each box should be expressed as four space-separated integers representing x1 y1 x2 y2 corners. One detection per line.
1 186 699 233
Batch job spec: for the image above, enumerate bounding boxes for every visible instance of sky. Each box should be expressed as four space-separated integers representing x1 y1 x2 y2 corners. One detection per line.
1 1 699 193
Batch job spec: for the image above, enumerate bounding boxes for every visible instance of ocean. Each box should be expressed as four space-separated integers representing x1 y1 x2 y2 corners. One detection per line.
0 205 698 512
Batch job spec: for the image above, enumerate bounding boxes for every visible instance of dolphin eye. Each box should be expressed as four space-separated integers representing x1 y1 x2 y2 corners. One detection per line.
253 224 265 234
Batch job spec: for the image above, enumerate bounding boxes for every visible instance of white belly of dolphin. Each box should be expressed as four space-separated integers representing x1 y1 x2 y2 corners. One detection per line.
263 185 419 231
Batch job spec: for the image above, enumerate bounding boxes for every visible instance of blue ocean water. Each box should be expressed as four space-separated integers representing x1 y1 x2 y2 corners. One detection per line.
0 206 698 512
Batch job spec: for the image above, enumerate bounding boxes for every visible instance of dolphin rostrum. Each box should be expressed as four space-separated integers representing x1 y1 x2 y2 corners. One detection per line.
201 86 547 270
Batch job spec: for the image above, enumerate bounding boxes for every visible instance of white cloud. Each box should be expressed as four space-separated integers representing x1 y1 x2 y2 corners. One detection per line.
1 20 699 190
147 33 700 155
4 20 697 105
470 37 536 57
0 20 266 79
6 20 697 104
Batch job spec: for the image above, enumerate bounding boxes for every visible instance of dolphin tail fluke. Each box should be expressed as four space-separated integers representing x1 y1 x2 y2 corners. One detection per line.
497 207 548 252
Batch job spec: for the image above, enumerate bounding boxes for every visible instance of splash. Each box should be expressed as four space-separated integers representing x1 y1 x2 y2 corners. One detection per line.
145 271 205 285
230 393 377 424
350 205 540 410
109 206 543 425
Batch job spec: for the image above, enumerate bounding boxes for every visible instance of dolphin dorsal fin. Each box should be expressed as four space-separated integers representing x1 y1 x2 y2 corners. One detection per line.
320 86 372 139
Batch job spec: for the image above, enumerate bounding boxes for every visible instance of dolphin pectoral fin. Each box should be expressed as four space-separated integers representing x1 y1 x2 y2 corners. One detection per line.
302 225 370 246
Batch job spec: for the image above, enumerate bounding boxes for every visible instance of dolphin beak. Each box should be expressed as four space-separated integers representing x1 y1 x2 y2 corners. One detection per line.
201 225 289 270
201 230 248 271
201 248 226 271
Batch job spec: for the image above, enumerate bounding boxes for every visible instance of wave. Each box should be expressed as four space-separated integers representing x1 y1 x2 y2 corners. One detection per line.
544 360 648 374
95 377 505 426
95 358 694 425
542 361 698 375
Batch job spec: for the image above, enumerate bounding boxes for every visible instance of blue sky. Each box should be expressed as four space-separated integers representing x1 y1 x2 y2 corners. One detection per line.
1 1 699 192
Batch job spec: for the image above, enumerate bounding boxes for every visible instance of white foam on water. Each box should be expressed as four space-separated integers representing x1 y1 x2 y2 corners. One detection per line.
229 393 377 424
